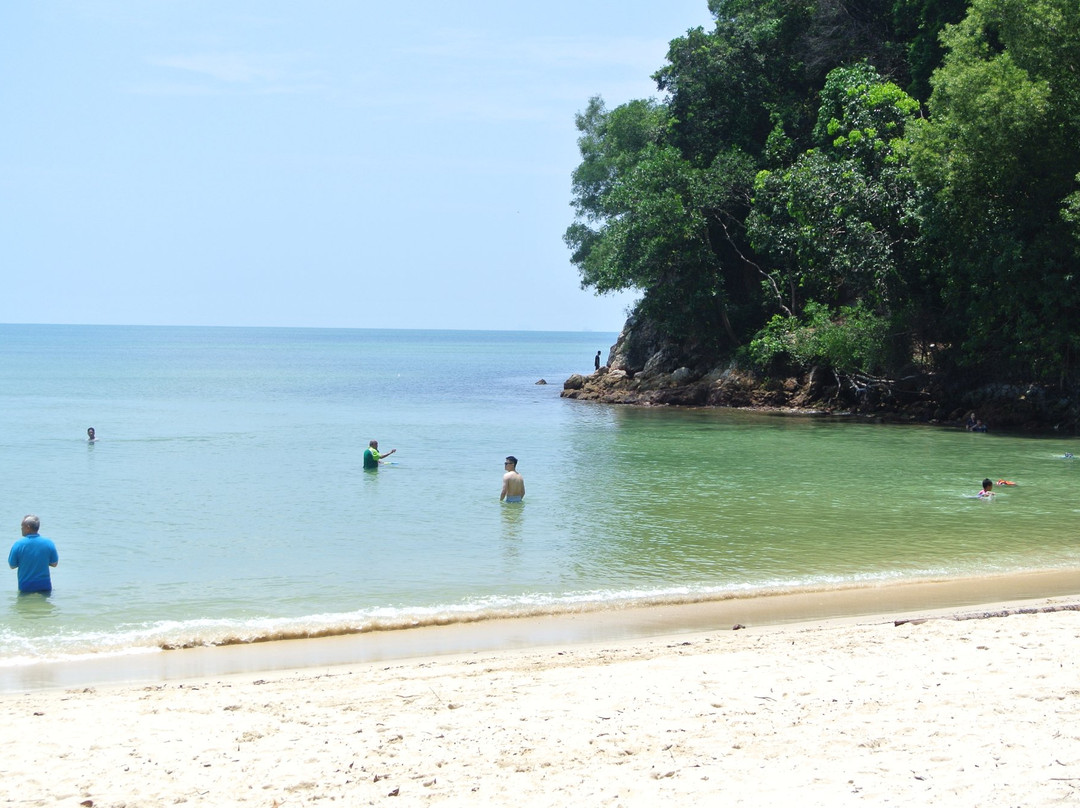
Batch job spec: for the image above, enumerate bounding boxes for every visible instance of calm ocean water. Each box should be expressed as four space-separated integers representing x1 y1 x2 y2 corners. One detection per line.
2 324 1080 666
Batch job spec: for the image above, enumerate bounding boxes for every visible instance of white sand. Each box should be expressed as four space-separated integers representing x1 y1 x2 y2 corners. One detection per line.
4 601 1080 807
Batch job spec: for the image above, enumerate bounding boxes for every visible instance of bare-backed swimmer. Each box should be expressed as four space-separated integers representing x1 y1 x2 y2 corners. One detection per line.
500 456 525 503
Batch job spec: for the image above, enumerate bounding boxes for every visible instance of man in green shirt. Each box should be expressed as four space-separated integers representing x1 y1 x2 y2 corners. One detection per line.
363 439 396 470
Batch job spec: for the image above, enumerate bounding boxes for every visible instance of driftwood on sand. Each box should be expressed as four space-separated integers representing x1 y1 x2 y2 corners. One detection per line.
894 601 1080 626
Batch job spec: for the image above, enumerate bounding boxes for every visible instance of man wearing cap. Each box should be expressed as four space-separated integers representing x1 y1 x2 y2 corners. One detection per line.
500 456 525 503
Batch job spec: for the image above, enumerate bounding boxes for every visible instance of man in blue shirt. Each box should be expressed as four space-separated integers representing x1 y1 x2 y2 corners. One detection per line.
8 514 59 593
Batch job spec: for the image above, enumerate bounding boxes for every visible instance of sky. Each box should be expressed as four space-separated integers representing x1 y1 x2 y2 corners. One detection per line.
0 1 716 332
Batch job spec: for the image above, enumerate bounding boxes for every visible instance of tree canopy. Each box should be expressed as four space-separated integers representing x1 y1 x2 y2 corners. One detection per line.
565 0 1080 393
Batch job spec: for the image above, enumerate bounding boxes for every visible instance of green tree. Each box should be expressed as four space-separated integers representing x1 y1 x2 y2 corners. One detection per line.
566 0 944 359
745 64 924 377
567 0 1080 394
911 0 1080 382
564 96 757 350
567 0 829 355
891 0 971 101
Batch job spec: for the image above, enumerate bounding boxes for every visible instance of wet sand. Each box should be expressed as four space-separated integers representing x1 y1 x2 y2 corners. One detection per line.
4 568 1080 692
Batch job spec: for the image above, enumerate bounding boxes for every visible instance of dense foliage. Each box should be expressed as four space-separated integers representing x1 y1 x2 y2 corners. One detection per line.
565 0 1080 393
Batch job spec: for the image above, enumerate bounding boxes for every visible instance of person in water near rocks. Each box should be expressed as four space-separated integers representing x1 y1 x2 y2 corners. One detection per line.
500 456 525 503
977 478 995 499
363 439 396 470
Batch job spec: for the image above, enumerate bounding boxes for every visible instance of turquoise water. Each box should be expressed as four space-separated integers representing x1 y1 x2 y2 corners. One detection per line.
2 324 1080 665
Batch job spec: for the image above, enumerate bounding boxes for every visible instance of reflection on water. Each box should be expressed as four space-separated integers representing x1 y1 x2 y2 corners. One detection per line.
559 407 1080 588
3 325 1080 661
499 503 525 569
12 592 57 620
500 500 524 541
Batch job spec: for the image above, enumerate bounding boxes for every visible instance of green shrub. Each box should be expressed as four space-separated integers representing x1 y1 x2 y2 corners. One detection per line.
745 302 890 376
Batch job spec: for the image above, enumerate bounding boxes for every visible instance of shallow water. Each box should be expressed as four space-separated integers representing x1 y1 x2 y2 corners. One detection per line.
1 324 1078 664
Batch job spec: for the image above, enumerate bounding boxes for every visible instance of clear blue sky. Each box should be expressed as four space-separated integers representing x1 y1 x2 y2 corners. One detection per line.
0 1 714 332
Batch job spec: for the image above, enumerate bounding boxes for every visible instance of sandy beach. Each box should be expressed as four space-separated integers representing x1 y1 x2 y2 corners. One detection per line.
5 593 1080 807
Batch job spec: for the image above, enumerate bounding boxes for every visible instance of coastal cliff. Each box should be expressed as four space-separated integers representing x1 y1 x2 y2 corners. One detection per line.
563 316 1080 433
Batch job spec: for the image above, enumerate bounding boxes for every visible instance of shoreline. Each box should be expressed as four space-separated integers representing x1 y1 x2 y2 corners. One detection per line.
5 567 1080 693
6 590 1080 804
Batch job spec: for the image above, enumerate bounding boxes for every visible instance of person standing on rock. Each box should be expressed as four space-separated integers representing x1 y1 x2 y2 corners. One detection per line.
594 351 601 371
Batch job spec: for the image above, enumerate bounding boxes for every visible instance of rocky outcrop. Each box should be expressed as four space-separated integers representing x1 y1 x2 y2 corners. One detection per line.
562 316 1080 431
565 315 825 408
562 363 834 410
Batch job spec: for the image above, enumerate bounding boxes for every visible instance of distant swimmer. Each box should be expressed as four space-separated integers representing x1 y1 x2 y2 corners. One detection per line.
363 439 396 470
87 427 96 442
8 514 59 594
996 479 1016 486
977 478 995 499
500 456 525 503
1066 453 1075 459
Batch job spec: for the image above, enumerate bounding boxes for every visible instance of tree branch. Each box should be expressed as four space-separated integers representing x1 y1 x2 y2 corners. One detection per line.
709 209 793 317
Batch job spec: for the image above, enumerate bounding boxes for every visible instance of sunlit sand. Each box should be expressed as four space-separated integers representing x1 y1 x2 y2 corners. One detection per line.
5 575 1080 805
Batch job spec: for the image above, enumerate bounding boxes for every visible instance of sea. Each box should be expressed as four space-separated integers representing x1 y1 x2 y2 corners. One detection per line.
2 324 1080 672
